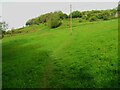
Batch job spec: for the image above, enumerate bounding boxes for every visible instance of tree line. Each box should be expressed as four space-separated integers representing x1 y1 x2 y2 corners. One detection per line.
25 9 117 28
26 11 68 28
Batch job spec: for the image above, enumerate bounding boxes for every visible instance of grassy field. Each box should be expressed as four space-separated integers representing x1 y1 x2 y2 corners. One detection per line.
2 19 118 88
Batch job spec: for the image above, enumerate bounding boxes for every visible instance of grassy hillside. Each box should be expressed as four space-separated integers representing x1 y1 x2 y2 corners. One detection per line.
2 19 118 88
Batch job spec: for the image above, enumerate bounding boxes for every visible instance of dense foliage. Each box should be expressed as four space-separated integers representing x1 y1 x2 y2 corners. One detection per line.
46 14 62 28
26 11 67 28
26 9 117 28
80 9 117 21
118 3 120 17
118 4 120 11
69 10 82 18
0 21 8 38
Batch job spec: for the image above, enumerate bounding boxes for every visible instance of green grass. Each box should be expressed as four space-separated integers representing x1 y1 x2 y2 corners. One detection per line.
2 19 118 88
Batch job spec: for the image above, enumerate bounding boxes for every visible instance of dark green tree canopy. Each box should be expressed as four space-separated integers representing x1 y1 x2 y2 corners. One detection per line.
0 18 8 38
26 9 117 28
26 11 68 27
69 10 82 18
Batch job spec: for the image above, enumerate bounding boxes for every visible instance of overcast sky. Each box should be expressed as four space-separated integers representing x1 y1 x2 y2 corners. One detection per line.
0 2 119 29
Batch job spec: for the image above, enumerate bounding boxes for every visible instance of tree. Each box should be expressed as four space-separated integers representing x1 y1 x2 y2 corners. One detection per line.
63 13 68 19
101 11 110 20
89 16 97 22
0 19 8 38
118 3 120 11
69 10 82 18
47 14 62 28
118 2 120 17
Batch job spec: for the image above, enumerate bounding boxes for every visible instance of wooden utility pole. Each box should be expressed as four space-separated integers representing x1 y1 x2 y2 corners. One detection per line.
70 4 72 35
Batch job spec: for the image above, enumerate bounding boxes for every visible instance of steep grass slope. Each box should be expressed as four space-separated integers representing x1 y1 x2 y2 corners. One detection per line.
2 19 118 88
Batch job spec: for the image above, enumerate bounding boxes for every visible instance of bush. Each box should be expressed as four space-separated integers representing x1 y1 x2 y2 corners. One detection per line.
79 18 84 22
26 18 39 26
26 11 66 26
102 11 110 20
6 30 12 34
47 14 62 28
39 13 52 23
70 10 82 18
54 11 64 19
96 10 110 20
118 4 120 11
63 13 68 18
26 19 32 26
89 16 97 22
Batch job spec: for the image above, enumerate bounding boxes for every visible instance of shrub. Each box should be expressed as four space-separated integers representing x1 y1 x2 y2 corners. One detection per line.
63 13 69 19
26 11 66 26
39 13 52 23
54 11 68 19
26 18 39 26
89 16 97 22
102 12 110 20
118 4 120 11
26 19 31 26
6 30 12 34
97 10 110 20
47 14 62 28
70 10 82 18
79 18 84 22
54 11 64 19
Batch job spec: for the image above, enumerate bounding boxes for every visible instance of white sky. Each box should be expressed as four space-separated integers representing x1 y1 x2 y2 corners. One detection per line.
0 1 119 29
0 0 119 2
